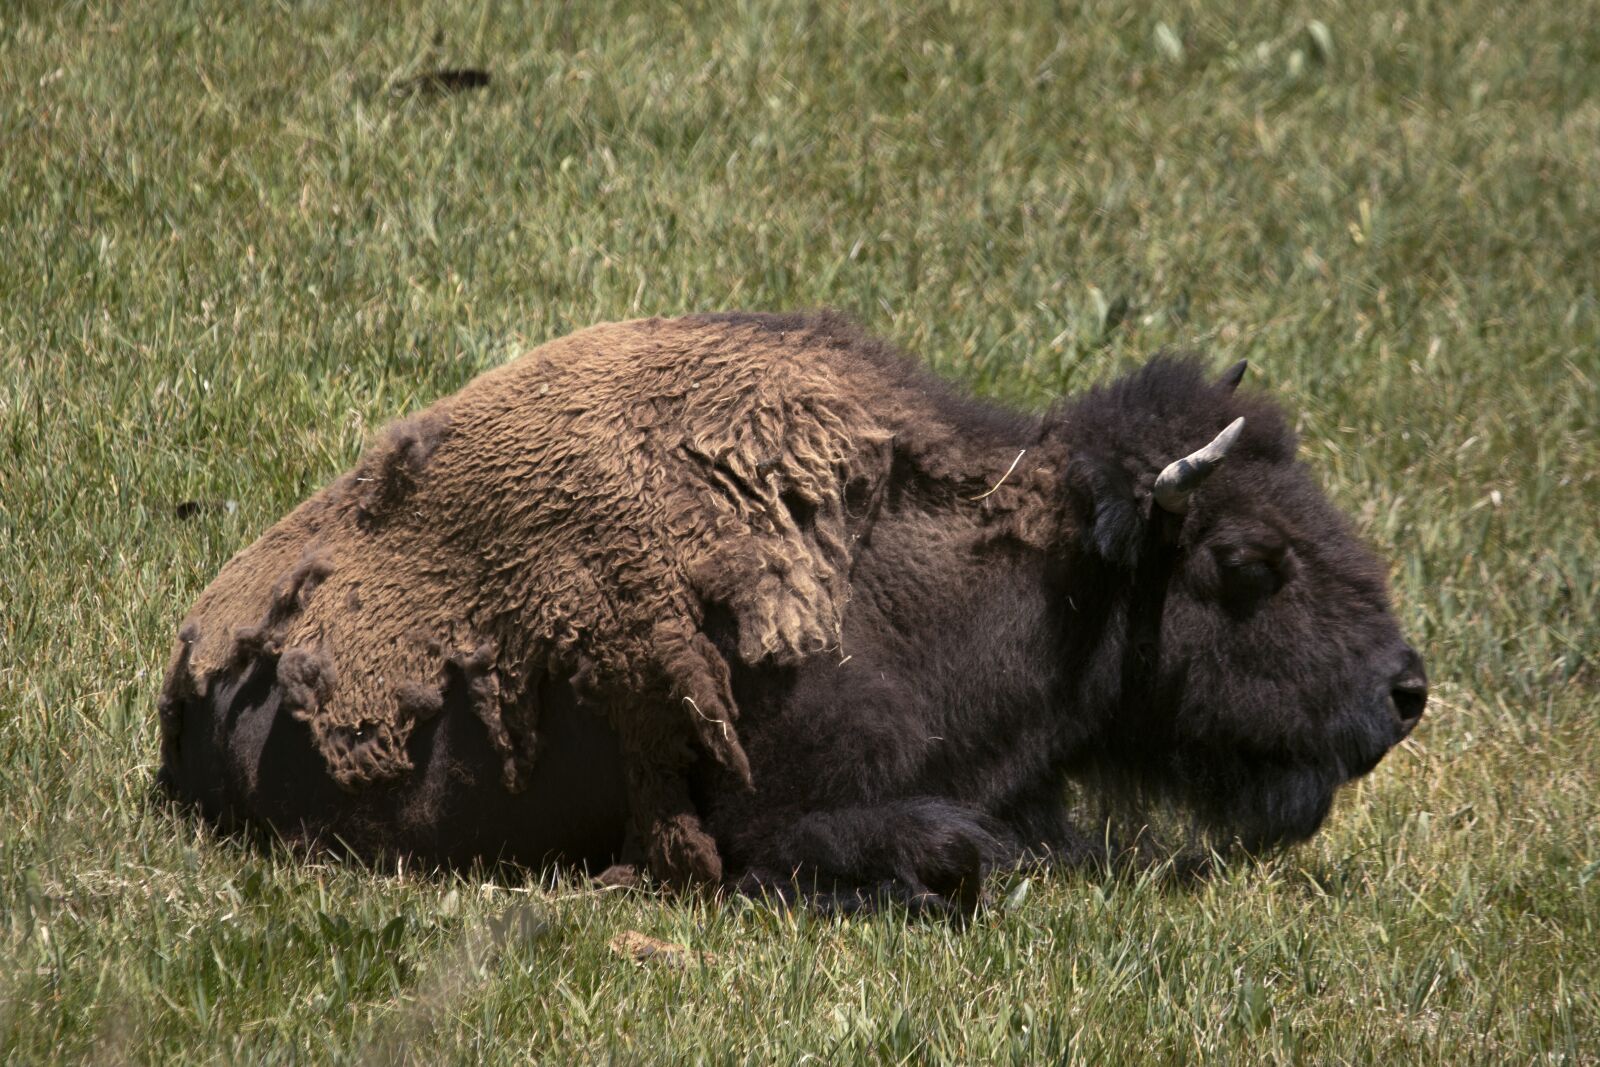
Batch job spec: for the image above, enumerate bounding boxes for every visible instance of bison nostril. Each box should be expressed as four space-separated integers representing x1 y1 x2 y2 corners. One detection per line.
1390 677 1427 728
1389 646 1428 731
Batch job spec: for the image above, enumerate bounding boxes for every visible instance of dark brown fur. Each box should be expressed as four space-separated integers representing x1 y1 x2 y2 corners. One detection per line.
158 312 1426 909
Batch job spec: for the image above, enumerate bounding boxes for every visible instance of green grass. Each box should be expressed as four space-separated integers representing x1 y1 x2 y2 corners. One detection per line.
2 0 1596 1061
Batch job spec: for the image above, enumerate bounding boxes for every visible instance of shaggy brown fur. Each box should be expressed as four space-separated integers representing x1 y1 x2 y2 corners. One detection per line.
160 313 1056 886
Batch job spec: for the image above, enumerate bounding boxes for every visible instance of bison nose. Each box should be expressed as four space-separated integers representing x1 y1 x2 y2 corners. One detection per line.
1389 647 1428 735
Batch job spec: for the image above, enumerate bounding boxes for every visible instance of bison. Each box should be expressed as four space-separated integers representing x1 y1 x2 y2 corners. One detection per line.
157 311 1427 913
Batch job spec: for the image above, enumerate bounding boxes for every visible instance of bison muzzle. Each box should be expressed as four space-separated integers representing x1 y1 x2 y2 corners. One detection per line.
157 312 1426 914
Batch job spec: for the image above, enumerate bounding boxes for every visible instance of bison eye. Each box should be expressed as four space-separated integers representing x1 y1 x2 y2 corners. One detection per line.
1221 558 1283 601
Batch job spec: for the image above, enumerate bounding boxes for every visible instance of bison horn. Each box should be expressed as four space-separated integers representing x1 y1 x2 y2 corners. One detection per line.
1217 360 1248 393
1153 417 1245 514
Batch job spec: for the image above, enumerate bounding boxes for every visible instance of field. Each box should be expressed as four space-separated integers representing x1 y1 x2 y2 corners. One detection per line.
2 1 1597 1061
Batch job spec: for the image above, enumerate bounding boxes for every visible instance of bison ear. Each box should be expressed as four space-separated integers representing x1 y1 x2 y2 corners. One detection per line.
1065 455 1146 568
1217 360 1248 393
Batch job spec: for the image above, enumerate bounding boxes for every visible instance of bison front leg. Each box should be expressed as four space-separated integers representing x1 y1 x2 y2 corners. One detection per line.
600 703 725 892
726 798 1017 917
574 621 752 892
626 763 722 890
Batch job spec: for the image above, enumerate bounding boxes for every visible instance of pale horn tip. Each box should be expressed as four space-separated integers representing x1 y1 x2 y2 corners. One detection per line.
1153 417 1247 514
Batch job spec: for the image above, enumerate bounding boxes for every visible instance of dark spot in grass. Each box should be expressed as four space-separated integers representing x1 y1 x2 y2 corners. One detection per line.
392 68 491 99
174 499 237 520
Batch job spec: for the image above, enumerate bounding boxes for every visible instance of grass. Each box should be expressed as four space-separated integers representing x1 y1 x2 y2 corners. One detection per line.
1 0 1596 1061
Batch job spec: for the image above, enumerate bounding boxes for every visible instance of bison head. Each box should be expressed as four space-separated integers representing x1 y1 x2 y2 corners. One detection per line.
1057 357 1427 851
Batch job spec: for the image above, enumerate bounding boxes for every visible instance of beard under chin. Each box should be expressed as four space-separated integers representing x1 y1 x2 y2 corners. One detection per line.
1152 743 1347 854
1067 747 1343 862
